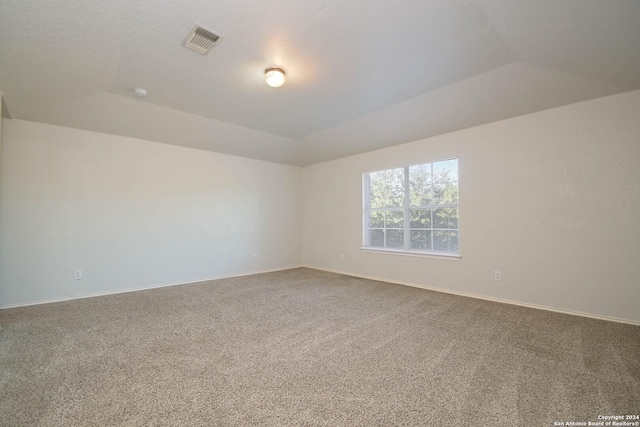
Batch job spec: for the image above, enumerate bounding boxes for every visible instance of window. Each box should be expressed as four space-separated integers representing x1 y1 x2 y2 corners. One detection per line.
363 158 459 256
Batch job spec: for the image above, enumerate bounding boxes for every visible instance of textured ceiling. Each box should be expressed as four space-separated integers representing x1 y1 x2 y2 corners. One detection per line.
1 0 639 166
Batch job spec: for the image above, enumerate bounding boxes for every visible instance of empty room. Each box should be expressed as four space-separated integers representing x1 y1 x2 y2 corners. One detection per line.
1 1 639 426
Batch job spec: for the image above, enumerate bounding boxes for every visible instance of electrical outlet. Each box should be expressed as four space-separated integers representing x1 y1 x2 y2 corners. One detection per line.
74 269 83 280
253 253 258 260
339 253 344 261
494 270 501 281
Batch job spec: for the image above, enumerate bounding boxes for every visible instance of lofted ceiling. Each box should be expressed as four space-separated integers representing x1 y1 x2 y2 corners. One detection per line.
0 0 639 166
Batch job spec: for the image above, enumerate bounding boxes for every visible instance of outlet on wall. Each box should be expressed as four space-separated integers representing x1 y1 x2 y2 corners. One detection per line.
339 253 344 261
494 270 502 281
253 253 258 260
74 269 83 280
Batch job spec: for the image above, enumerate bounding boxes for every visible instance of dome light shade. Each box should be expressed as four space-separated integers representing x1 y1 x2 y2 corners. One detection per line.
264 67 286 88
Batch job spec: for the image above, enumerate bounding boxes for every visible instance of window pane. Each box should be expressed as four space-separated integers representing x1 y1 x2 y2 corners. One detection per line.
433 230 458 253
410 230 431 250
386 168 405 207
433 207 458 229
368 211 384 228
385 210 404 228
433 182 458 205
386 229 404 248
410 208 431 228
433 159 458 184
409 164 432 206
364 159 458 255
444 183 458 204
368 171 386 208
370 229 384 247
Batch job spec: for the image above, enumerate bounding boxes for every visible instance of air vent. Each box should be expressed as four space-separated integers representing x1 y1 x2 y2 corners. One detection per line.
182 24 222 55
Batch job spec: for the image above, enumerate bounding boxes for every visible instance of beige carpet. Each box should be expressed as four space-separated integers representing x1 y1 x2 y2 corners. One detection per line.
1 268 638 426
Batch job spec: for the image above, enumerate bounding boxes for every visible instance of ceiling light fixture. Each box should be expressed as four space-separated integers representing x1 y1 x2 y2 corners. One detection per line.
264 67 286 88
134 87 148 97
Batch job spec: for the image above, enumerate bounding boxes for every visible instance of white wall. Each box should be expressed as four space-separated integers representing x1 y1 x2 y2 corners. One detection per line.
0 97 3 188
0 98 4 273
0 119 302 307
0 94 3 161
302 91 640 324
2 92 639 323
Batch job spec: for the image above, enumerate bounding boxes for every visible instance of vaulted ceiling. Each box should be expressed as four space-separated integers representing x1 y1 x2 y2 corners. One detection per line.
1 0 639 166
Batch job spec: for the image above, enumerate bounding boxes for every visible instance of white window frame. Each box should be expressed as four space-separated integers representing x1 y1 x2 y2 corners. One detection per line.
362 158 460 259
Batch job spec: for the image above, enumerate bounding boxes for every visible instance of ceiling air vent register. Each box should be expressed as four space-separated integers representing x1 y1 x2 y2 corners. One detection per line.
182 25 222 55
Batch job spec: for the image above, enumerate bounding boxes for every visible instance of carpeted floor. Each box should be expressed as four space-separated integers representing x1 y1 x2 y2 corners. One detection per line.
1 268 638 426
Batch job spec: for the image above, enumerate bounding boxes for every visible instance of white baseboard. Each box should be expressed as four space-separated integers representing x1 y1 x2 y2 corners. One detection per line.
5 264 637 326
302 265 640 326
0 265 304 310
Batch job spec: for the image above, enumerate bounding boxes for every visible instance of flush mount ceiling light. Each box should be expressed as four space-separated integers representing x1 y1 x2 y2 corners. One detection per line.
134 87 147 97
264 67 286 88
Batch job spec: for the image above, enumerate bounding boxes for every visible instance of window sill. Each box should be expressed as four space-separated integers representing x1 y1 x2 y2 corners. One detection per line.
360 247 461 260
